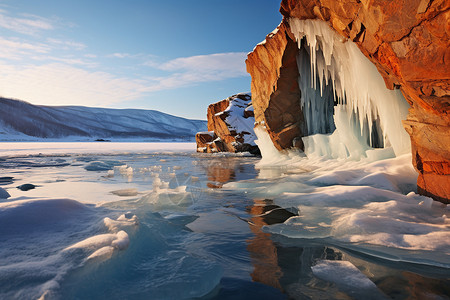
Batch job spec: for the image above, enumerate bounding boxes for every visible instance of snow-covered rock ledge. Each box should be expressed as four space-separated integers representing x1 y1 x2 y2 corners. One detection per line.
196 93 259 155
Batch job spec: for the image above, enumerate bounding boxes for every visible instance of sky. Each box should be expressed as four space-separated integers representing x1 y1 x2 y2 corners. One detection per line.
0 0 282 120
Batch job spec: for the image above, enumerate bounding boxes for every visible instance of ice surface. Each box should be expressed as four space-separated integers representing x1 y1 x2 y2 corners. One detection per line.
0 144 447 299
139 183 194 211
0 183 221 299
0 198 89 234
57 210 222 300
0 197 97 299
0 142 196 157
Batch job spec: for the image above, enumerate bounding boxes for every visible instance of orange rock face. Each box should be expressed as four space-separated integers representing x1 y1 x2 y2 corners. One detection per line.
246 0 449 203
246 20 305 150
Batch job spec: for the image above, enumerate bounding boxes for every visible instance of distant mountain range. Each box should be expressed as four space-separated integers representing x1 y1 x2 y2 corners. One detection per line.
0 97 206 141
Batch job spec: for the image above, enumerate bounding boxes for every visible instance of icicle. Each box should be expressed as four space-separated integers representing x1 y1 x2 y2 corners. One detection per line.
289 18 410 158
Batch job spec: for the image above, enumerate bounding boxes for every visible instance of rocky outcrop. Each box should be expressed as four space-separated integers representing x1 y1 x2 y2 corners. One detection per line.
196 93 259 154
246 0 449 203
246 21 305 150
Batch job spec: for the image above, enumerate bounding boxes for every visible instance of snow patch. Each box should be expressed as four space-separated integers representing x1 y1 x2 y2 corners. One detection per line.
223 93 256 146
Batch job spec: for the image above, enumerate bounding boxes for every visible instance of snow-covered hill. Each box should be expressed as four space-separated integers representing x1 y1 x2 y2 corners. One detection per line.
0 97 206 141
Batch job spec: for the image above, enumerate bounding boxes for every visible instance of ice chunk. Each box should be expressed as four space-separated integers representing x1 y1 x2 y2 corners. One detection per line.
111 188 139 197
84 160 122 171
104 213 138 232
254 126 289 165
0 187 10 199
86 246 114 262
17 183 36 191
311 260 380 292
65 230 129 251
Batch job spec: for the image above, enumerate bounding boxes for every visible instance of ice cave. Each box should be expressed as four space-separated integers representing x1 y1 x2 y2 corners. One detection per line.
258 19 412 161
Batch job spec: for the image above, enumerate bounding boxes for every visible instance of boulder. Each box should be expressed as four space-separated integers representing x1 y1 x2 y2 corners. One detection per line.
196 93 259 154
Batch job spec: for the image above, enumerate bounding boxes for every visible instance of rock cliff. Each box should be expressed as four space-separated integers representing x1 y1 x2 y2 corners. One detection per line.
196 93 259 154
246 0 449 203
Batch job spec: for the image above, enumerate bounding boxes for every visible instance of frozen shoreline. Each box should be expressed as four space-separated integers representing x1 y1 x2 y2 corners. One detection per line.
0 142 197 157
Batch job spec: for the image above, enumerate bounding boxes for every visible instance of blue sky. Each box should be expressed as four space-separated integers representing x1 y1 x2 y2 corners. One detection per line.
0 0 281 119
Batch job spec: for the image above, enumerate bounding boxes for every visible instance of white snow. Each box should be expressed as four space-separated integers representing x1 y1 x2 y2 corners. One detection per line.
222 94 257 146
196 131 215 136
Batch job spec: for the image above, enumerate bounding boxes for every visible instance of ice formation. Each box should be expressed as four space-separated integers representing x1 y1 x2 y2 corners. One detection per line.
0 187 10 199
281 19 411 160
311 260 377 290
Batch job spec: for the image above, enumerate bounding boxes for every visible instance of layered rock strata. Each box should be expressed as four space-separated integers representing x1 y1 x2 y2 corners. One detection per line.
246 0 449 203
196 93 259 154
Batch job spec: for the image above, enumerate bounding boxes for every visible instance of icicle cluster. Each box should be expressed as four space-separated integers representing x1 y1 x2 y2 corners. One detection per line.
289 19 410 158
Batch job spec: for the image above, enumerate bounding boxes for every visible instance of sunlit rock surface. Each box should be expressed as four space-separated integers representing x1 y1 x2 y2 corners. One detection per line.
246 0 449 203
196 93 259 154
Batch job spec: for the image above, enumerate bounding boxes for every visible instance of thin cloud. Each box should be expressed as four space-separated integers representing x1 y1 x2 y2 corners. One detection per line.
30 55 98 67
0 36 92 66
143 52 249 91
109 53 131 58
159 52 247 74
0 62 149 107
0 51 250 108
0 9 54 35
46 38 86 51
0 37 51 60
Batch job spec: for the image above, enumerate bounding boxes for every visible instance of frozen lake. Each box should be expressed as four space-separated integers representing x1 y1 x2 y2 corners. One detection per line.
0 143 449 299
